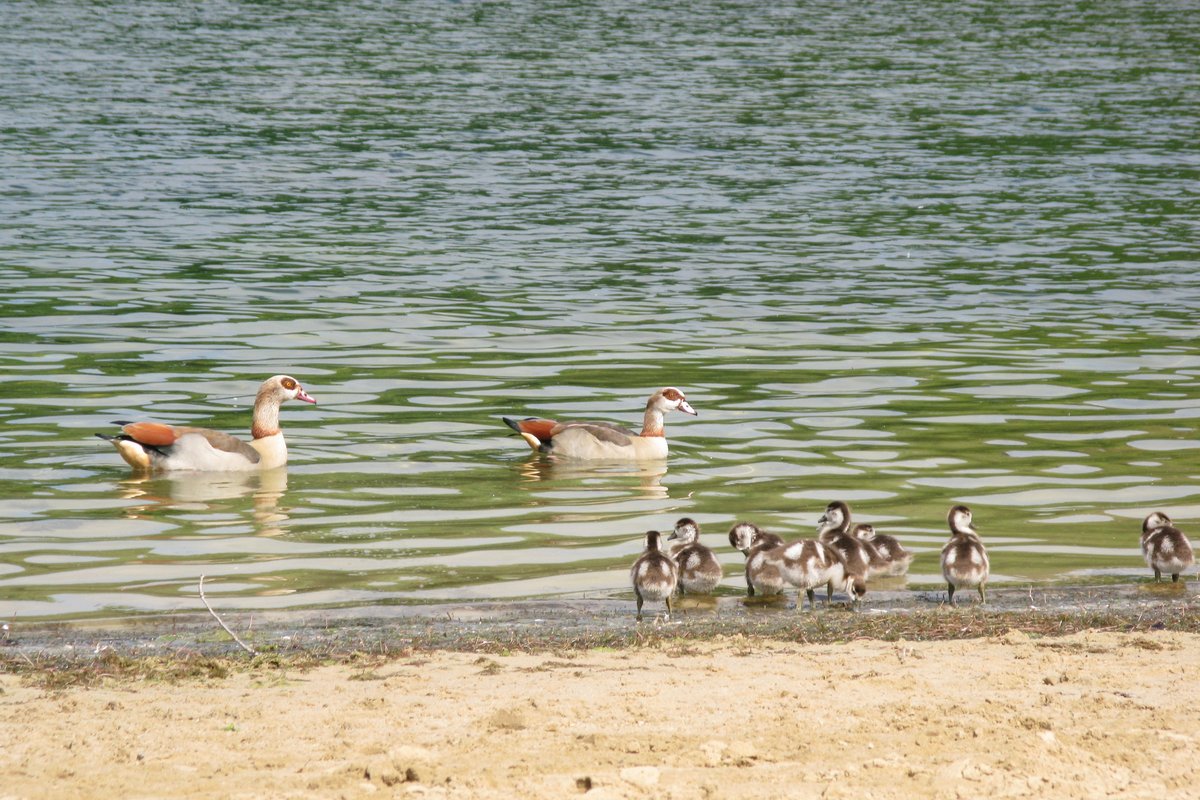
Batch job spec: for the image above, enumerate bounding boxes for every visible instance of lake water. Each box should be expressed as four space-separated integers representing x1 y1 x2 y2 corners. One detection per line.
1 0 1198 620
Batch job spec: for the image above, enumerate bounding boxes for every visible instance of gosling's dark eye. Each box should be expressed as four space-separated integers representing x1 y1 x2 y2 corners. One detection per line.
282 377 297 390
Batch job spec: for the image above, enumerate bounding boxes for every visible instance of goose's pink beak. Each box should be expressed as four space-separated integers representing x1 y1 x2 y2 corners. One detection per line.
296 388 317 404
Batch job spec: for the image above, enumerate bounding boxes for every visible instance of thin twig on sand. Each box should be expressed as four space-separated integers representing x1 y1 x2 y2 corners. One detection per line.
199 575 257 657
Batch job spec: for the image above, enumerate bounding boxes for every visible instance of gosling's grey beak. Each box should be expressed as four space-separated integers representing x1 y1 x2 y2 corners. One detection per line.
679 400 697 416
816 514 828 532
667 531 679 540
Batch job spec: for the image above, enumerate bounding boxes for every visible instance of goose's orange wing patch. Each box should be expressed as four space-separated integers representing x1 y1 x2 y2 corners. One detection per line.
121 422 180 447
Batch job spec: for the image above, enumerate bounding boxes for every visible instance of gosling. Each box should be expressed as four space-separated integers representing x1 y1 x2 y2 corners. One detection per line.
729 521 785 598
1141 511 1194 583
667 517 723 594
816 500 853 539
777 538 854 610
851 523 915 577
630 530 679 621
816 502 872 603
941 505 989 606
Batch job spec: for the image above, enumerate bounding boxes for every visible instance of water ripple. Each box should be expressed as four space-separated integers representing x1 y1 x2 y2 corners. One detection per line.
1 0 1198 617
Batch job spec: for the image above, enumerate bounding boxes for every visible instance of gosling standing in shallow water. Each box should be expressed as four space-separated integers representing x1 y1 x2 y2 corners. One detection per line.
941 505 989 606
1141 511 1194 583
777 538 854 610
630 530 679 621
729 521 786 597
666 517 723 594
815 502 870 603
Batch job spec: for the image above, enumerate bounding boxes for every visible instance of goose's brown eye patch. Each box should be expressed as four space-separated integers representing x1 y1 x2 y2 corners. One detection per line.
662 388 683 401
282 377 297 390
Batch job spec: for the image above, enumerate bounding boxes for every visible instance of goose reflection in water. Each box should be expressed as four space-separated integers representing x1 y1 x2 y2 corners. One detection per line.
115 468 290 536
515 457 670 499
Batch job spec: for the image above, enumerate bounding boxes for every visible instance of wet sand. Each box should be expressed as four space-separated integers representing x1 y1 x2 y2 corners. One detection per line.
4 581 1196 660
2 585 1199 799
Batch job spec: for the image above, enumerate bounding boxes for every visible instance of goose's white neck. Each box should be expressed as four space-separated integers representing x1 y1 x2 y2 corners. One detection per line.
252 387 283 440
640 406 665 437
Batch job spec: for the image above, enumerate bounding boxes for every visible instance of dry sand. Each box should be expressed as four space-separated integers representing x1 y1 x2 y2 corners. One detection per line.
2 629 1198 799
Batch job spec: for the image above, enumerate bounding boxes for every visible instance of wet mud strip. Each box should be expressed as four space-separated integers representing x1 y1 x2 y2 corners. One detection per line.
2 583 1196 668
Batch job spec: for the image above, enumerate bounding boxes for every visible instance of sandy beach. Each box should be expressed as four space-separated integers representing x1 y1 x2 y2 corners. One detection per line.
3 594 1199 799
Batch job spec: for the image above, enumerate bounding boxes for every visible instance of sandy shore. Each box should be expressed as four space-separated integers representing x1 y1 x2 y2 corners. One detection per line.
3 622 1199 799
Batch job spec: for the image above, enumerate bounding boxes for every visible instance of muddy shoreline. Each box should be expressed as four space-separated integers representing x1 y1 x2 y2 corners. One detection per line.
3 582 1196 668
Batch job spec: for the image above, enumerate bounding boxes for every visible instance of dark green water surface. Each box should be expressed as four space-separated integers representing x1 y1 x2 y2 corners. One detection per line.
1 0 1198 618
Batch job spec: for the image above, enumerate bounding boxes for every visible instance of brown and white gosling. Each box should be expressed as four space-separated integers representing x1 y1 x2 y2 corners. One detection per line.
777 538 855 611
851 524 915 577
816 500 853 538
729 522 786 597
815 501 871 603
630 530 679 621
737 517 853 609
1141 512 1194 583
941 505 989 606
666 517 723 594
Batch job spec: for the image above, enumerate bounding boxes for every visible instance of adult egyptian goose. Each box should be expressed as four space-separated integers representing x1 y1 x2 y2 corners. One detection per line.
502 387 696 460
941 505 989 606
1141 511 1194 583
97 375 316 472
630 530 679 621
